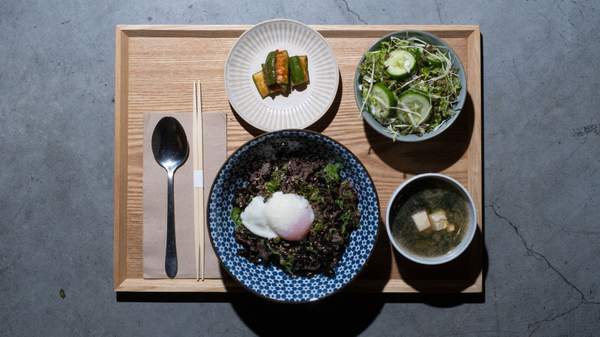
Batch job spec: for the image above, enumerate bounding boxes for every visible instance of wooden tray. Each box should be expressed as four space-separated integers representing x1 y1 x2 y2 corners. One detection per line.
114 25 482 293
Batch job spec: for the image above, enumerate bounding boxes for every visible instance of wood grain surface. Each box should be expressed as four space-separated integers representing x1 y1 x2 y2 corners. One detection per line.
114 25 482 293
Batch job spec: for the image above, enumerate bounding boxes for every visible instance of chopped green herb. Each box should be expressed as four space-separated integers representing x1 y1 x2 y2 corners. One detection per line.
231 207 243 227
311 222 326 233
265 179 279 193
280 255 295 273
340 209 354 235
323 162 342 184
266 167 285 193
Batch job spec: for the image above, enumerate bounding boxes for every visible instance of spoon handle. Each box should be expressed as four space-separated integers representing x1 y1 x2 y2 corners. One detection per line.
165 171 178 278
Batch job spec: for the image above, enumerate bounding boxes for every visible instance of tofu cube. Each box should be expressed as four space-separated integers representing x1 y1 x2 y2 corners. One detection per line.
429 210 448 231
411 210 431 232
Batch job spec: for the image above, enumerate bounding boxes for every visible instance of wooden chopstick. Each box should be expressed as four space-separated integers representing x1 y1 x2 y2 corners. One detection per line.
193 81 205 281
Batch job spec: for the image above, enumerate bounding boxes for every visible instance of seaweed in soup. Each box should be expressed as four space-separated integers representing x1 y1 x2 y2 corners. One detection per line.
391 178 469 257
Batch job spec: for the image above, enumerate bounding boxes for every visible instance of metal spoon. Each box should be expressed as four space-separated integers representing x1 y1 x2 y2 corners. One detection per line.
151 116 189 278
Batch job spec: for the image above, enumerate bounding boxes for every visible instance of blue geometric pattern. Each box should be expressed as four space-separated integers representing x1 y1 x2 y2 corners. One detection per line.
207 130 379 303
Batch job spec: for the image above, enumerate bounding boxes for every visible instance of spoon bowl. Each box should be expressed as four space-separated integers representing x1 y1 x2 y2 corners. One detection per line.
152 117 189 172
151 116 189 278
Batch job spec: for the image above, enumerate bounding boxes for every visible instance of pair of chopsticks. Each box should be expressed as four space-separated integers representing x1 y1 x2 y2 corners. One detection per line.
193 81 205 281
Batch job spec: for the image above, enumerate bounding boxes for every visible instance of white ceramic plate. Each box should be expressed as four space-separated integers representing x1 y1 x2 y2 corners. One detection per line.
224 19 339 131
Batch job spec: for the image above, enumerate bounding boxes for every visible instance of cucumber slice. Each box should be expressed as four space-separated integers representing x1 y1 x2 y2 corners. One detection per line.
397 91 431 126
368 83 397 121
384 50 416 79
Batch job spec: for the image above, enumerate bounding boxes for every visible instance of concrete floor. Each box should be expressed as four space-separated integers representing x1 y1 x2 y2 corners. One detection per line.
1 0 599 336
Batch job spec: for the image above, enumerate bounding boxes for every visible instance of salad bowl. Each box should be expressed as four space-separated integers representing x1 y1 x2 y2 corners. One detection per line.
354 30 467 142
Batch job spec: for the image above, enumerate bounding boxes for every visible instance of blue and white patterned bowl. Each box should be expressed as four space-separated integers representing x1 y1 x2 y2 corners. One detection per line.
207 130 380 303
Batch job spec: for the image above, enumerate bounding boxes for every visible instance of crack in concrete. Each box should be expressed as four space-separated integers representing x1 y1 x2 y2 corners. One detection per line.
527 302 583 337
8 202 28 223
0 260 16 274
336 0 367 24
560 229 600 235
556 0 577 28
0 252 20 276
511 58 526 104
571 123 600 137
487 204 600 336
492 286 500 336
8 178 34 223
562 138 587 165
489 204 586 299
434 0 443 23
435 329 521 337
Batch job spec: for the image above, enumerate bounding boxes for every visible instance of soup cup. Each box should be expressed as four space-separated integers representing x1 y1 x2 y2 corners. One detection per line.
385 173 477 265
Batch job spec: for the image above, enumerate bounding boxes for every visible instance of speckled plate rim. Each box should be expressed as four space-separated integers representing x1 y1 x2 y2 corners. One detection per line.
354 30 468 142
206 129 380 303
224 19 340 132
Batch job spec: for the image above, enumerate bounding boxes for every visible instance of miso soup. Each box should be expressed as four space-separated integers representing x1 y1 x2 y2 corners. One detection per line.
391 178 470 257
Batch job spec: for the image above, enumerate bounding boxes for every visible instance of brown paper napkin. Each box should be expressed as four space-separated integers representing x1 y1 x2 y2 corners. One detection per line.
202 112 226 278
143 111 226 279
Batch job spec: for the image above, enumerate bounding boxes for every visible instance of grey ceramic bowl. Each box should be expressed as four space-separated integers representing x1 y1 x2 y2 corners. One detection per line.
385 173 477 265
354 30 467 142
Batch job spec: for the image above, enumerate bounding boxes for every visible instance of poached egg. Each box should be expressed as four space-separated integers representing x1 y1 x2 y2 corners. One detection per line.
240 191 314 241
